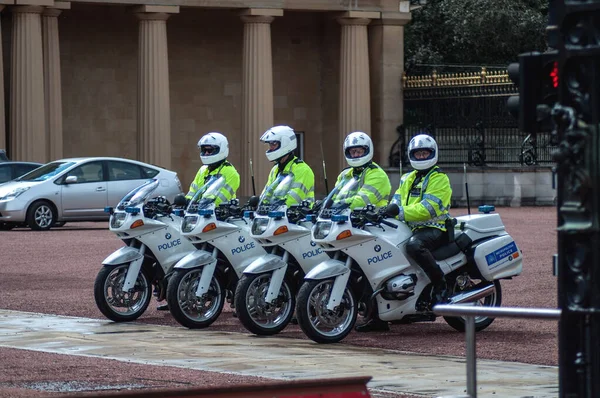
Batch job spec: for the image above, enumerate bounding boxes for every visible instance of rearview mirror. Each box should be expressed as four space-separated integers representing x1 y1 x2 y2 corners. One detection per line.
248 196 260 207
64 176 78 184
385 203 400 217
173 194 187 207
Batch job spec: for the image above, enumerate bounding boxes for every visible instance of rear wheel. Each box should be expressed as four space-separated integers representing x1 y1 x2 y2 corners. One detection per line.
295 279 357 344
27 200 56 231
235 273 295 336
166 267 225 329
444 279 502 332
94 264 152 322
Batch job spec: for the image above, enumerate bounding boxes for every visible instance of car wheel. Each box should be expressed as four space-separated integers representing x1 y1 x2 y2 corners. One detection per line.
26 201 56 231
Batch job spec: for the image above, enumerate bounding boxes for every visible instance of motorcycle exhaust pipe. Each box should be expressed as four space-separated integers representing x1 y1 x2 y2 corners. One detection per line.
448 283 495 305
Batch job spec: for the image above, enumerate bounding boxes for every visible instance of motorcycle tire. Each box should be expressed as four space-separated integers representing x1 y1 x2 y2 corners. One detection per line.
444 280 503 332
295 279 357 344
94 264 153 322
166 267 226 329
234 273 295 336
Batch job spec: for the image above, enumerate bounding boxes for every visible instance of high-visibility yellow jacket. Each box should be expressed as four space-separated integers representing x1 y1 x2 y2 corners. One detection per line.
334 162 391 209
261 157 315 206
391 166 452 231
186 161 240 205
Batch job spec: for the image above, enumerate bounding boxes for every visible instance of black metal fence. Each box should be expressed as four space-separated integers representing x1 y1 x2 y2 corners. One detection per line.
389 68 557 168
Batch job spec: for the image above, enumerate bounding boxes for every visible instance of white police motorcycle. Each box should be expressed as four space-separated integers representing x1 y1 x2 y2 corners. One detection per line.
296 176 523 343
234 174 329 335
94 179 193 322
166 175 266 329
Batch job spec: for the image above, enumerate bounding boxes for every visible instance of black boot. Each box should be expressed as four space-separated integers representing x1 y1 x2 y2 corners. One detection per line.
355 317 390 332
156 303 169 311
431 280 450 306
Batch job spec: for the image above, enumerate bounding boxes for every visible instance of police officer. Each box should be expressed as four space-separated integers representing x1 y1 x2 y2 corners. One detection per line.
356 133 452 330
396 133 452 304
332 131 391 209
158 132 240 311
186 132 241 205
260 125 315 206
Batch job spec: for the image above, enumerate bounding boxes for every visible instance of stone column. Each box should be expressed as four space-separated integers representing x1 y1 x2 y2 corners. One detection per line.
10 5 46 162
135 5 179 170
43 2 70 161
337 11 379 171
239 8 282 197
369 13 411 167
0 4 7 153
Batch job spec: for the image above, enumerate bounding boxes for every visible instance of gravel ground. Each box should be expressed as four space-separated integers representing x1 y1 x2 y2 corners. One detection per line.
0 206 558 397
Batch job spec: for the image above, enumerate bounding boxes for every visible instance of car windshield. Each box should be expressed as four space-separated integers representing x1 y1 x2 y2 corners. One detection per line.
116 179 159 209
319 176 360 217
18 161 75 182
187 175 226 211
256 174 294 214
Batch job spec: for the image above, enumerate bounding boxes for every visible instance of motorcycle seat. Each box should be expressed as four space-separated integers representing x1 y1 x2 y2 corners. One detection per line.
432 241 462 260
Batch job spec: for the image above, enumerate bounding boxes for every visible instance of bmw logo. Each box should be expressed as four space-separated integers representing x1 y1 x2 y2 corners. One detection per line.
165 233 172 240
310 241 316 246
238 236 245 243
374 244 381 252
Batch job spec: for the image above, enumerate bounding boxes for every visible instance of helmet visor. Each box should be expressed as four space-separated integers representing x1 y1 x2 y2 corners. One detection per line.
200 145 220 156
265 141 281 152
345 146 369 159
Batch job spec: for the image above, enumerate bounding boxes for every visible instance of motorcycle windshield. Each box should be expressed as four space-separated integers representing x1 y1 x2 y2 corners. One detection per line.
117 179 159 209
256 173 294 214
319 176 360 217
188 175 226 211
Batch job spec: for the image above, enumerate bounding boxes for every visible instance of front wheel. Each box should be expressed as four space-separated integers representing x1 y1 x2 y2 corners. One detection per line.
295 279 357 344
166 267 225 329
27 200 56 231
444 279 503 332
234 273 295 336
94 264 152 322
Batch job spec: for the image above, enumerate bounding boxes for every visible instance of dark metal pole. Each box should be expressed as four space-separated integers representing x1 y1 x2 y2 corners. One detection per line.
552 1 600 396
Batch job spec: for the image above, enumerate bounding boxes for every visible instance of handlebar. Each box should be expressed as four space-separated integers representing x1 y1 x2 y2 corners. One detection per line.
351 206 398 229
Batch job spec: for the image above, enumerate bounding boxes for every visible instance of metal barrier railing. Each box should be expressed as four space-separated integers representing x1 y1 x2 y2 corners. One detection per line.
432 305 561 398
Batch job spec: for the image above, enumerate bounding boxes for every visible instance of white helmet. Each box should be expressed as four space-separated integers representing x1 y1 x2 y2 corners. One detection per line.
260 125 297 162
343 132 373 168
408 134 438 170
197 132 229 165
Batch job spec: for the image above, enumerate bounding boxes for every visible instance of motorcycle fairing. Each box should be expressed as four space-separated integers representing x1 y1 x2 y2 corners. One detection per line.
243 253 287 274
174 250 216 270
304 259 350 280
102 246 143 266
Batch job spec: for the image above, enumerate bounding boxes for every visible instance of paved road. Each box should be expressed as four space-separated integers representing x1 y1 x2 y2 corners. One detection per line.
0 310 558 398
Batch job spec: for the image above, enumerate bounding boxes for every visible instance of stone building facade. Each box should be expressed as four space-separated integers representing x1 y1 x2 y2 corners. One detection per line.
0 0 410 196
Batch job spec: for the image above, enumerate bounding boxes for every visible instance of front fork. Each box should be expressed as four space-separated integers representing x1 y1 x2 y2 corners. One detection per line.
326 256 352 311
123 244 146 292
195 246 219 297
265 250 290 304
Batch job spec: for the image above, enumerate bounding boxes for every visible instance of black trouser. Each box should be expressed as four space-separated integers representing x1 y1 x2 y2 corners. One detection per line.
405 227 447 286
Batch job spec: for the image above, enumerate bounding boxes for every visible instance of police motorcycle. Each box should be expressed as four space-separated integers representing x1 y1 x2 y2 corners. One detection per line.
234 174 329 336
94 179 193 322
296 176 523 344
166 175 265 329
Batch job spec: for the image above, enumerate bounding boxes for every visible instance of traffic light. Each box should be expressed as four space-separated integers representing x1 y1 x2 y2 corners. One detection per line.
506 50 559 133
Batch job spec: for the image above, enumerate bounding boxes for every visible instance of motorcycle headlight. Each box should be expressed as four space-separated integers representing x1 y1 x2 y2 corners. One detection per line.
251 217 270 235
110 212 127 229
0 187 30 201
313 221 332 240
182 215 199 233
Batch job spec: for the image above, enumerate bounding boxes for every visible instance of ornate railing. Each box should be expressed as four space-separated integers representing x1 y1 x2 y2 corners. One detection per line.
390 67 557 168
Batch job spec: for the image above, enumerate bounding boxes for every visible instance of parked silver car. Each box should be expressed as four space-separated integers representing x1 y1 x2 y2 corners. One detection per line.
0 157 183 231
